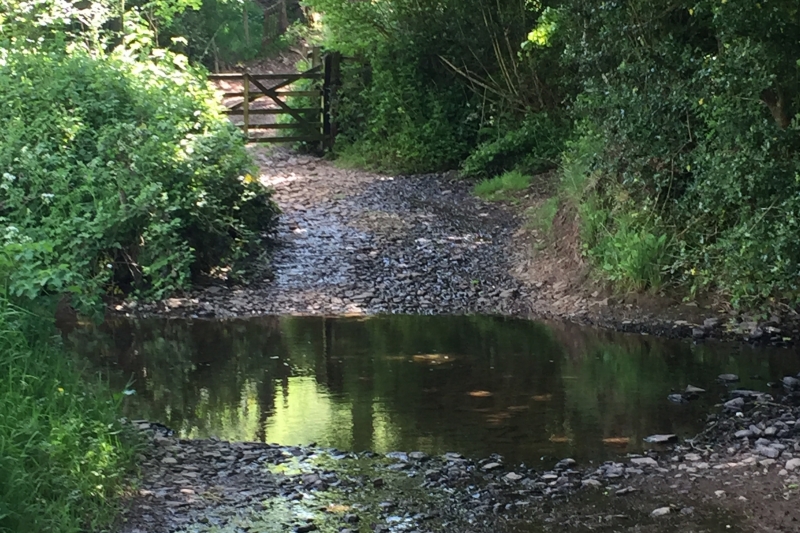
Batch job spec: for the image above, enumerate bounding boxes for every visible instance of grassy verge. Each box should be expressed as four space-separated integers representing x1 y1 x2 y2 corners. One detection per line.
0 298 137 533
473 170 532 201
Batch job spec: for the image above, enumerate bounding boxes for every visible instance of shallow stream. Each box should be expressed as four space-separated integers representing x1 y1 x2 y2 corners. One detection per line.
70 315 800 467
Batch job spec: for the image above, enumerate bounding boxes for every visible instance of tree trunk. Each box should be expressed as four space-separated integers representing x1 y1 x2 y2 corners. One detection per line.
761 87 792 129
279 0 289 33
243 3 250 46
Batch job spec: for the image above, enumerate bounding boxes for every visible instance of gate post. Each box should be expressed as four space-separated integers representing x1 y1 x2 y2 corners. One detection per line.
242 70 250 141
323 52 341 150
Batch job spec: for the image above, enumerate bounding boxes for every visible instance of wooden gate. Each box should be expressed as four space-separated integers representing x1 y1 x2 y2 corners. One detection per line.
208 53 339 145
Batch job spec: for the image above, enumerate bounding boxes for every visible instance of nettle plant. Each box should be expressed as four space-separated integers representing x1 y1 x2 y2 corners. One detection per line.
0 43 278 305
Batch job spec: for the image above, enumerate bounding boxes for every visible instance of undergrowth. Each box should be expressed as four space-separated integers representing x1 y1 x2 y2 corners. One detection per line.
0 295 137 533
473 170 532 201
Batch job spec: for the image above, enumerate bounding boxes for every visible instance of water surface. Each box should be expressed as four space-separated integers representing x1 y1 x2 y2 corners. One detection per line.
70 315 800 466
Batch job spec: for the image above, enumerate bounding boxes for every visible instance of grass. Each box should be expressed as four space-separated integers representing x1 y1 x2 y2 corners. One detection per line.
0 298 136 533
526 196 559 237
473 170 532 200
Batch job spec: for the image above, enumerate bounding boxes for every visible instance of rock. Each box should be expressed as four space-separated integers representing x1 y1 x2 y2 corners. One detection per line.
504 472 524 482
730 389 771 400
680 507 695 515
718 374 740 383
555 458 577 470
616 487 637 496
481 462 502 472
344 514 360 524
295 524 317 533
630 457 658 467
651 507 671 518
723 397 745 411
668 394 687 404
703 317 720 329
684 385 706 394
783 376 800 390
756 445 780 459
734 429 754 439
684 453 702 462
541 474 559 482
714 490 726 498
644 434 677 444
691 328 706 339
161 456 177 465
408 451 428 461
785 458 800 471
602 465 625 478
582 479 603 489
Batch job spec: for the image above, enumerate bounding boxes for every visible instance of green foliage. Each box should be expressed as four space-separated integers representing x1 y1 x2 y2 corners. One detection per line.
0 47 278 304
473 170 532 201
461 113 569 179
332 57 474 173
0 296 136 532
162 0 301 68
525 197 559 241
308 0 557 173
552 0 800 305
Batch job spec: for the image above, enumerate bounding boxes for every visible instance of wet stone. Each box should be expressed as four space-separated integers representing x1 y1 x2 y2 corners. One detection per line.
630 457 658 467
756 445 780 459
724 398 745 411
644 434 677 444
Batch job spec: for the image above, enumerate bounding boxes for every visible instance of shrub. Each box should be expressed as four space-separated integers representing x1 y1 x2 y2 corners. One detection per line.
462 113 569 179
557 0 800 305
0 48 279 304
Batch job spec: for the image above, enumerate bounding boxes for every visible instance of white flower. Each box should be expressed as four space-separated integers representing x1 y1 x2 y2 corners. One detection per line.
2 173 15 182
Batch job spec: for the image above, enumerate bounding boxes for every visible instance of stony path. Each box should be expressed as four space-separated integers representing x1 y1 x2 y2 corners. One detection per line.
131 147 533 318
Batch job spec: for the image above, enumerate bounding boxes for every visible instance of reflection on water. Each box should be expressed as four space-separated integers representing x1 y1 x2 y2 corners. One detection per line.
69 315 800 465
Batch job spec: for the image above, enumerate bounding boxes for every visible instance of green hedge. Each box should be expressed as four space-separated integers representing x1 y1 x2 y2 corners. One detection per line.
0 49 278 304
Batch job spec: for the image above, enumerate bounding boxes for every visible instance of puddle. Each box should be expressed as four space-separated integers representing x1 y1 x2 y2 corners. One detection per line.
69 314 800 466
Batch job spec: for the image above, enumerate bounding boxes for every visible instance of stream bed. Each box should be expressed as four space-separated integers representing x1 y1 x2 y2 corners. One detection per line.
69 314 800 468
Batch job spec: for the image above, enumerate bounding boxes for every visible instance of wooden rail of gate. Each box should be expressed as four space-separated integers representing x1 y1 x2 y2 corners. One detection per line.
209 53 339 146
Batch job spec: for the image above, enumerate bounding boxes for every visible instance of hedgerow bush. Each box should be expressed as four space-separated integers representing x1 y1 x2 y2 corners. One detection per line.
461 113 569 178
558 0 800 305
0 47 278 304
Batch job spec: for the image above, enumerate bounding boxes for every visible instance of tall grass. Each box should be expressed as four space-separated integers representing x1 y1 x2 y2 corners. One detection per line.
559 133 671 292
473 170 532 200
0 299 135 533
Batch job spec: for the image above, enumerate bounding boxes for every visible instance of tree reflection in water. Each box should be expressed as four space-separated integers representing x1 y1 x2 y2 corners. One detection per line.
68 315 799 465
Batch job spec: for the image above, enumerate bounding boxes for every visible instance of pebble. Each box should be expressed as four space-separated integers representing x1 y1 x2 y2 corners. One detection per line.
644 434 677 444
630 457 658 467
651 507 671 517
